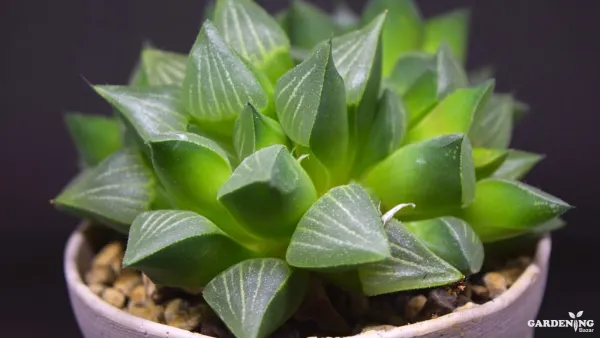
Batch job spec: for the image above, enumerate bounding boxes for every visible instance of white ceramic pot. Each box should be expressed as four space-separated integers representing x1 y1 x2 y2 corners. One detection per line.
65 223 551 338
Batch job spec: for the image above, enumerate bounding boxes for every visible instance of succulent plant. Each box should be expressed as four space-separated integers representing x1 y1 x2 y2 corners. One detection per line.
54 0 571 337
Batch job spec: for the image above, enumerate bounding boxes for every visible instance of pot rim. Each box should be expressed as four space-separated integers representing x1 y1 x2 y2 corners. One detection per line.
64 223 551 338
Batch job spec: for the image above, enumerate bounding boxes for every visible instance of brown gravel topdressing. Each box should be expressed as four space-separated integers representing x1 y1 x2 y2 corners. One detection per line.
84 240 532 338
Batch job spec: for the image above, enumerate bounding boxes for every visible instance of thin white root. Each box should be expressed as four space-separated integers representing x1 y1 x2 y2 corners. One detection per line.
382 203 416 225
297 154 310 163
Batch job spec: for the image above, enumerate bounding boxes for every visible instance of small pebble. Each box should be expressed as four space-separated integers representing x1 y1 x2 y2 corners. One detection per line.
102 288 126 309
168 305 203 331
428 289 456 312
483 272 507 299
454 302 478 313
129 284 148 306
114 269 142 296
128 303 165 323
85 265 116 285
404 295 427 320
361 325 395 333
499 267 522 287
93 241 124 274
88 284 106 297
471 285 489 299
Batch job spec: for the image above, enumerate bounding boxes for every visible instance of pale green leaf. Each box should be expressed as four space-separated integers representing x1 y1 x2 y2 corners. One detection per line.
386 52 434 95
139 47 188 86
54 149 155 233
286 184 390 269
275 42 349 176
94 85 189 154
406 81 494 144
473 148 509 180
182 20 267 136
359 219 462 296
436 43 469 98
287 0 336 50
233 103 288 161
458 179 572 242
362 0 423 76
469 93 514 149
492 150 544 180
65 113 122 167
406 217 484 275
214 0 293 82
204 258 308 338
354 89 407 176
148 132 259 246
422 9 470 64
363 134 476 220
123 210 251 288
218 145 317 240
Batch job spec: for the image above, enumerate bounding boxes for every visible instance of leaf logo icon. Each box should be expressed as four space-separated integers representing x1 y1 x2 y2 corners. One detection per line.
569 312 576 319
577 311 584 317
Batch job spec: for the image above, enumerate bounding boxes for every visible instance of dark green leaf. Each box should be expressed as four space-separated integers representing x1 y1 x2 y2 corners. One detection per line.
233 103 288 161
458 179 572 242
422 9 470 64
492 150 544 180
94 85 189 155
218 145 317 240
204 258 308 338
406 81 493 144
287 0 336 50
363 134 476 220
65 113 122 167
123 210 252 288
275 42 349 178
148 132 258 246
139 46 188 86
386 52 434 96
354 89 407 175
362 0 423 76
473 148 509 180
469 93 513 149
286 184 390 269
359 219 462 296
182 20 268 137
406 217 484 275
213 0 293 82
54 149 155 233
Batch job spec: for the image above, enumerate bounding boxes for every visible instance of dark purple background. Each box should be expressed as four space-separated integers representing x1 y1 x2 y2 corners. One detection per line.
1 0 598 337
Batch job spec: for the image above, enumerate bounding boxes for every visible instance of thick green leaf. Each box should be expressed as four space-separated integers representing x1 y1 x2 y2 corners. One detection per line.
204 258 308 338
386 52 434 95
469 93 514 149
287 0 336 50
354 89 407 175
403 45 469 126
362 0 423 76
65 113 122 167
233 103 288 161
473 148 509 180
94 85 189 155
296 147 331 196
458 179 572 242
54 149 155 233
492 150 544 180
182 20 268 137
359 219 462 296
213 0 293 82
275 42 349 178
406 81 494 144
286 184 390 269
422 9 470 64
123 210 251 288
148 132 258 246
331 12 385 150
363 134 476 220
218 145 317 240
406 217 484 275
